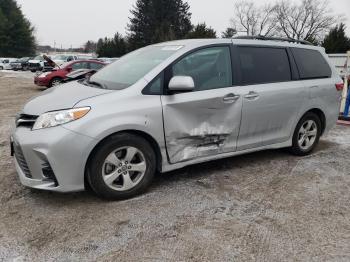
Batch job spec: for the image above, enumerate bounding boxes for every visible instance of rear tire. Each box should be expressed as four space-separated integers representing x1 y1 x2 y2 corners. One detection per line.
290 112 321 156
87 133 156 200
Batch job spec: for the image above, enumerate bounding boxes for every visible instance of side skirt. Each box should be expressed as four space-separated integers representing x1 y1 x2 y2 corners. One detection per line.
161 140 292 173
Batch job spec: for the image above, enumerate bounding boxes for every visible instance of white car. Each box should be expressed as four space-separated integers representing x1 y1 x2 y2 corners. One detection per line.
0 58 17 70
28 55 47 72
51 54 78 66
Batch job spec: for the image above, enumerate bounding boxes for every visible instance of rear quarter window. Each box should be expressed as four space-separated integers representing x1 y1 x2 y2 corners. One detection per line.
291 48 331 79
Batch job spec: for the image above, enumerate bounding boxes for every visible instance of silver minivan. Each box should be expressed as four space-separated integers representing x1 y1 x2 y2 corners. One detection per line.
11 38 343 199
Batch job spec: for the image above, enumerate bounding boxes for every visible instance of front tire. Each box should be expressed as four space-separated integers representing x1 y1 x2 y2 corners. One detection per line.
49 77 62 87
87 133 156 200
290 112 321 156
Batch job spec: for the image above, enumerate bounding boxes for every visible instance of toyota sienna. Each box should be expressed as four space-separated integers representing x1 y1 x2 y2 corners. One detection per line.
11 37 343 200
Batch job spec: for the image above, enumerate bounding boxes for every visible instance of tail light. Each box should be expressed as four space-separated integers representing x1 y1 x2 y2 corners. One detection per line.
336 82 344 91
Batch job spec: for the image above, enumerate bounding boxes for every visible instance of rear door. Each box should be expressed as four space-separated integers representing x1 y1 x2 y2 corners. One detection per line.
236 46 307 150
161 45 245 164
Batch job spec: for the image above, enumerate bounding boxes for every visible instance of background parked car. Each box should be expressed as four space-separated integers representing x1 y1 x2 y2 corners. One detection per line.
95 57 119 64
34 60 106 87
0 58 17 70
77 54 96 60
51 54 78 66
10 57 32 71
28 55 48 72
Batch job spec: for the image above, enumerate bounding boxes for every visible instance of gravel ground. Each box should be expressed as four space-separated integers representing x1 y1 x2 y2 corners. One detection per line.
1 71 350 261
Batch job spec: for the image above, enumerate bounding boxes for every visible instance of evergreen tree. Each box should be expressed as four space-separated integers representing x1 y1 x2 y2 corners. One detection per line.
0 0 36 57
221 27 237 38
83 40 97 53
96 33 128 58
127 0 192 50
322 23 350 53
186 23 217 39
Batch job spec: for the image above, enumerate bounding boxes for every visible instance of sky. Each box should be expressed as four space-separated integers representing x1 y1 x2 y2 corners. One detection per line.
16 0 350 48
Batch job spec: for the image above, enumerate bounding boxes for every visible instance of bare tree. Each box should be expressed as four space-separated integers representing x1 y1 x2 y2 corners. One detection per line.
230 0 278 36
275 0 338 41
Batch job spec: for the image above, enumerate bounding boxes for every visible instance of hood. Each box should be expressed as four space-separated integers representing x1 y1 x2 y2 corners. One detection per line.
23 81 113 115
28 59 42 63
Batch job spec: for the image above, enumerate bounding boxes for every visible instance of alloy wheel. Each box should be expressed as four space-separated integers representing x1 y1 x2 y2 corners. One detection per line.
51 79 61 87
298 120 318 150
102 146 147 191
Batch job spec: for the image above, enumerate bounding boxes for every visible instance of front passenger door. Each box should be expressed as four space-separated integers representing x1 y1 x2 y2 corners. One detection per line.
161 46 245 164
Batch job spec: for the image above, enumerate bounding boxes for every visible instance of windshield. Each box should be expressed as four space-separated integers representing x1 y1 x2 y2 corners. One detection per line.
19 57 29 62
90 45 183 90
34 55 43 60
53 55 68 60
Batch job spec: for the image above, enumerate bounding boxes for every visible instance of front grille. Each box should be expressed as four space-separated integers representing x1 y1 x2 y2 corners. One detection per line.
29 63 40 68
16 114 38 129
13 142 32 178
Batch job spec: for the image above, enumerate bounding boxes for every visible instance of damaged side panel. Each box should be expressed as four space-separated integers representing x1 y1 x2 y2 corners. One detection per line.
161 89 243 163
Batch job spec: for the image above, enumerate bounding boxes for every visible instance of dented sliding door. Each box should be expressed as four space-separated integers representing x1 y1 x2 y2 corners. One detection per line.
161 87 243 163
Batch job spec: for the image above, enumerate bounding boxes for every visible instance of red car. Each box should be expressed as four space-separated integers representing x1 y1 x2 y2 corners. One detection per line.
34 60 106 87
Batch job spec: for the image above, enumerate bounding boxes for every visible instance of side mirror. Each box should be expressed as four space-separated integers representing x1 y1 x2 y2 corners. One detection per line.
168 76 195 92
66 67 72 72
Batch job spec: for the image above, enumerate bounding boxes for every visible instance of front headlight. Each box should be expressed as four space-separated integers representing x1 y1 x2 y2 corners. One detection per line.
32 107 90 130
38 72 50 78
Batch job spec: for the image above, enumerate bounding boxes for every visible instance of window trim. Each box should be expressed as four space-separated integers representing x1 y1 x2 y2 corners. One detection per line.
236 45 293 86
290 47 332 80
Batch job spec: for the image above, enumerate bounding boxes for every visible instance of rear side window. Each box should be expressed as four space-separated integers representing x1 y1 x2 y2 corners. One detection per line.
291 48 331 79
238 47 291 85
90 62 104 70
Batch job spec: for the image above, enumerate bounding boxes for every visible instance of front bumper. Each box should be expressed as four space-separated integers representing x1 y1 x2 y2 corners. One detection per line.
10 64 20 70
29 64 42 71
12 125 97 192
34 76 50 86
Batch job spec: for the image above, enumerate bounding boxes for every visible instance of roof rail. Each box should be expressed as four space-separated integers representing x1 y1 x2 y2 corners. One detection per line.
232 35 313 45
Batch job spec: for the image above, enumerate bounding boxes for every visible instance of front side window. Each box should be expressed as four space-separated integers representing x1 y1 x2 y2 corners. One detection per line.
291 48 331 79
143 72 163 95
90 45 183 90
238 47 291 85
172 46 233 91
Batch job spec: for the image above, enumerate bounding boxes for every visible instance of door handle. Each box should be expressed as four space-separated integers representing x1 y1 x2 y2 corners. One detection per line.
309 85 319 89
244 91 259 100
223 93 240 103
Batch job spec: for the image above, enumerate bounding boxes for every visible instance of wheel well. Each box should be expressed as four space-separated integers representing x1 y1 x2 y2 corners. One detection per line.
51 76 63 81
305 108 326 135
84 130 163 189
